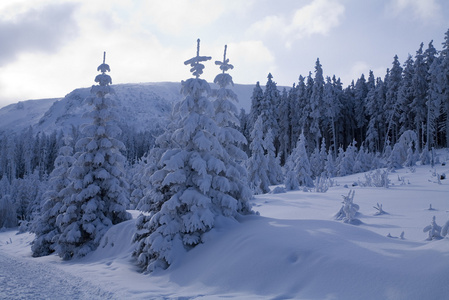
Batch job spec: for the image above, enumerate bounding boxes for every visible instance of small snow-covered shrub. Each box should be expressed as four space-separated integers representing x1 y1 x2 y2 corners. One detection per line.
270 186 286 194
441 220 449 238
373 203 387 215
423 216 442 240
359 169 390 188
314 176 333 193
387 232 404 239
335 190 360 225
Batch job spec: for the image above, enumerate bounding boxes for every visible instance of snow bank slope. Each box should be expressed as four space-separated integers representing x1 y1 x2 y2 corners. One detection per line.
171 215 449 300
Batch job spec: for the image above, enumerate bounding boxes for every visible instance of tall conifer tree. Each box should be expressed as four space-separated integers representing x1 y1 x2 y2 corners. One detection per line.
55 53 131 260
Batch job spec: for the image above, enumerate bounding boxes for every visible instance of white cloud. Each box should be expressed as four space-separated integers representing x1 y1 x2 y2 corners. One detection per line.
136 0 226 36
290 0 345 39
223 41 276 84
247 0 345 45
0 2 79 66
386 0 441 22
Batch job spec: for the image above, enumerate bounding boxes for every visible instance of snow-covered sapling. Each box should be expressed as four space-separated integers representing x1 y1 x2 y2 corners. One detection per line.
373 203 388 215
440 219 449 238
335 190 360 225
359 169 390 188
387 231 405 239
423 216 442 240
270 186 286 194
314 176 332 193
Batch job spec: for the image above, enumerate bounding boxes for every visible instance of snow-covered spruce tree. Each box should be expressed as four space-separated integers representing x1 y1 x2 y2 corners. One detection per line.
284 132 314 189
423 216 442 241
211 44 252 214
278 88 291 164
55 53 131 260
411 43 428 151
324 151 336 178
337 140 356 177
353 145 370 174
440 29 449 148
0 175 15 228
133 40 252 272
309 58 324 150
248 81 264 134
247 115 270 194
264 129 283 185
31 136 75 257
388 130 418 170
384 55 403 146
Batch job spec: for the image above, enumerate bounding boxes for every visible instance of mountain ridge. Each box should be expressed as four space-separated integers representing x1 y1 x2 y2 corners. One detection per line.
0 82 254 134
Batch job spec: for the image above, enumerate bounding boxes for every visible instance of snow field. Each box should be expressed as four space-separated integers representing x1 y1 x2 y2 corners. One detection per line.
0 161 448 299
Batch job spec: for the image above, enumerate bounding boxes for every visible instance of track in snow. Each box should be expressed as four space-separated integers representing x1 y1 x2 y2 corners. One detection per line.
0 252 117 300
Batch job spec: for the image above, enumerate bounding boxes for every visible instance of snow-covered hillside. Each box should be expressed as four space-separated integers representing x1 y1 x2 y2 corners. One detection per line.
0 82 254 134
1 155 448 299
0 98 59 133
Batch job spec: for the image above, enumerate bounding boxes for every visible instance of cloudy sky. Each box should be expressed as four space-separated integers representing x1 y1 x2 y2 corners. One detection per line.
0 0 448 108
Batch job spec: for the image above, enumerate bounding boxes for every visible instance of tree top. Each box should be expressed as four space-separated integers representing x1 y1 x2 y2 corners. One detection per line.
184 39 211 78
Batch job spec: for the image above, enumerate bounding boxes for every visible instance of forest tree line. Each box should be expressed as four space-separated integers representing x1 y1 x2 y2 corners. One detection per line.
242 33 449 165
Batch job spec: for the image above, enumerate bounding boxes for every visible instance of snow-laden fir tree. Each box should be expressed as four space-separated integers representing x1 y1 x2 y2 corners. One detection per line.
31 136 75 257
324 151 336 178
398 55 415 136
309 147 321 179
248 81 264 134
133 40 252 272
309 58 324 150
247 115 270 194
365 76 386 153
388 130 418 170
128 155 153 210
323 77 341 157
55 53 131 260
384 55 403 146
310 138 326 178
424 41 440 150
0 176 15 228
337 140 356 177
420 144 431 165
278 88 291 164
284 132 314 189
262 73 280 138
411 43 428 150
265 129 283 185
439 29 449 148
353 145 370 173
211 44 252 215
354 74 368 143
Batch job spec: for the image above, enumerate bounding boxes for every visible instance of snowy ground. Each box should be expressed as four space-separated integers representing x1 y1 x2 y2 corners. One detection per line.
1 151 449 299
